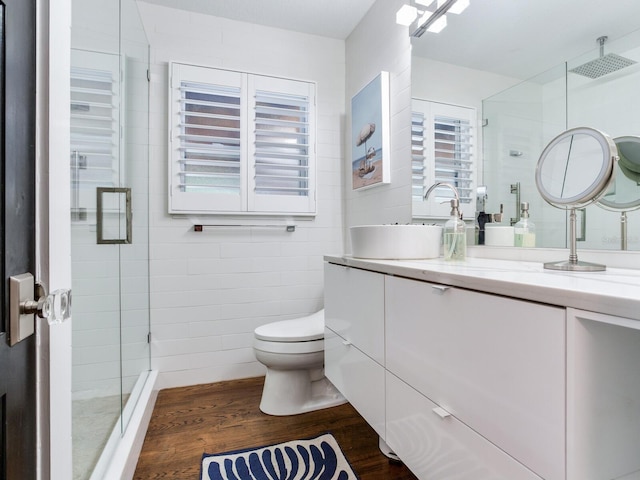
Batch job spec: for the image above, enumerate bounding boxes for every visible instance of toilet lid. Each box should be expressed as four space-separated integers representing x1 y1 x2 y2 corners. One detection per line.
254 310 324 342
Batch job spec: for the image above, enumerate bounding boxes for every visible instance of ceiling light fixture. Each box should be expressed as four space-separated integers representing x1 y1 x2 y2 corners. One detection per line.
448 0 470 14
395 0 469 37
427 14 447 33
396 4 418 26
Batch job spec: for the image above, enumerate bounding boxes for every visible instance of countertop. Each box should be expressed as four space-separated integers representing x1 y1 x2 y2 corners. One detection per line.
324 254 640 321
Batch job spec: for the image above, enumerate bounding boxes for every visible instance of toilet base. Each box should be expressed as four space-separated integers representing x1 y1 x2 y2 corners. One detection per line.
259 368 347 416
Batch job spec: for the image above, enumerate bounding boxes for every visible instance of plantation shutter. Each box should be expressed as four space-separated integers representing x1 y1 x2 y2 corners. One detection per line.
433 114 474 205
248 75 315 213
412 110 426 202
170 64 246 213
169 63 315 215
70 50 120 222
412 99 476 219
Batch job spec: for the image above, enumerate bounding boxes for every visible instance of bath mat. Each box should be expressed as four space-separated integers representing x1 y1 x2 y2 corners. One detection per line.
200 432 359 480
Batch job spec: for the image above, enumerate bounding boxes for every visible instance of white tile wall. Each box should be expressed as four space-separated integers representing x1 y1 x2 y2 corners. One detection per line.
345 0 414 233
137 2 346 389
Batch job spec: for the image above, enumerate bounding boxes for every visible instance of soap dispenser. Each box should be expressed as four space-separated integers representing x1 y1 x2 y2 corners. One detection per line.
444 198 466 260
514 202 536 247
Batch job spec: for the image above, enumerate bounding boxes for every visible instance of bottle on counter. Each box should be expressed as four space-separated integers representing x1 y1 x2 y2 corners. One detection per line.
443 198 466 260
514 202 536 247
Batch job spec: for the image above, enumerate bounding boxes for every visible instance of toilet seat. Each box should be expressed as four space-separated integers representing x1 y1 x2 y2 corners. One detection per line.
253 337 324 355
254 310 324 342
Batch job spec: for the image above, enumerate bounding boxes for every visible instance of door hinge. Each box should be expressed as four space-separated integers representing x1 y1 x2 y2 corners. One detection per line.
147 332 152 343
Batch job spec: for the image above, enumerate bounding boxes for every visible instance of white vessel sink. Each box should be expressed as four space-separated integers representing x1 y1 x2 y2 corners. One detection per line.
350 224 443 259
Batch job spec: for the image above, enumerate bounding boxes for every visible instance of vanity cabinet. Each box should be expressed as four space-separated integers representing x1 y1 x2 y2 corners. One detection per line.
323 263 386 438
385 276 565 480
324 255 640 480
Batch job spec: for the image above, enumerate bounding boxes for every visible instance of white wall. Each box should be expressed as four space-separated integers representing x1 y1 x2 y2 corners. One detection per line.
137 1 346 389
344 0 413 232
412 56 521 223
411 56 519 114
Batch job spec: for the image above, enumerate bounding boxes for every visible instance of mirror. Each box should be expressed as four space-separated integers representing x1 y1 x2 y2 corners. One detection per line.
535 127 617 271
410 1 640 250
597 136 640 249
536 127 617 208
600 136 640 210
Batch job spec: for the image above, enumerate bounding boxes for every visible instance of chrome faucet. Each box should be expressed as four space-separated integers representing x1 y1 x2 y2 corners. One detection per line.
424 182 460 203
424 182 462 219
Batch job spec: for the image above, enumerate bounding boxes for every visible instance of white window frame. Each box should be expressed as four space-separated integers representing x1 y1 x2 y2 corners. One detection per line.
169 62 316 216
412 99 476 220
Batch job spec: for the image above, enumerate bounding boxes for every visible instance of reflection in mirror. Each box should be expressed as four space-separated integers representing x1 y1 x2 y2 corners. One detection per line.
536 127 617 207
410 0 640 250
597 136 640 249
535 127 617 271
481 28 640 250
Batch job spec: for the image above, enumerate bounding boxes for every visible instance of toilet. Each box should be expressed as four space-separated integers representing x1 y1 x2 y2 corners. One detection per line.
253 309 346 415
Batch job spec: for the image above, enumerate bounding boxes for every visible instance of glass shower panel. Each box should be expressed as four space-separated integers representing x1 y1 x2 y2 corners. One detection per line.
118 0 151 432
70 48 124 480
482 63 567 248
70 0 150 478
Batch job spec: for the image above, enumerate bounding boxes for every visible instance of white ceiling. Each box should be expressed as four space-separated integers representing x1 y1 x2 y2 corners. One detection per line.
139 0 640 80
137 0 377 40
410 0 640 80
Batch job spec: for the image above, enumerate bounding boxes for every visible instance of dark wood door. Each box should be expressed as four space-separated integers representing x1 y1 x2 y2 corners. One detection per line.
0 0 37 478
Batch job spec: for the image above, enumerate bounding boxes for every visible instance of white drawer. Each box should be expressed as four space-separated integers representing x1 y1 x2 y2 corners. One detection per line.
325 327 385 439
385 276 565 480
386 372 542 480
324 263 385 364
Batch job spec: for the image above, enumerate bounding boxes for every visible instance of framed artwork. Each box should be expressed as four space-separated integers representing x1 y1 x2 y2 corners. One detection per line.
351 71 391 190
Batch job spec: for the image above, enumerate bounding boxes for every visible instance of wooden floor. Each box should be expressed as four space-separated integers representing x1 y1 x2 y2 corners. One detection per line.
134 376 418 479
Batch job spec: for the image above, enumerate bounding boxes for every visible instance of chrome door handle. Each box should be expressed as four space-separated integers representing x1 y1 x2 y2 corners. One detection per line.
9 273 72 346
97 187 132 244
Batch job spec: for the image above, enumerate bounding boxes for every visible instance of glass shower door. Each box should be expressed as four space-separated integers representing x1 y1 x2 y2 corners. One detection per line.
70 49 127 479
70 0 150 477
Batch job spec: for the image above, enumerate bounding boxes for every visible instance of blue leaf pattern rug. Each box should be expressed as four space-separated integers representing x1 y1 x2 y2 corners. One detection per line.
200 433 359 480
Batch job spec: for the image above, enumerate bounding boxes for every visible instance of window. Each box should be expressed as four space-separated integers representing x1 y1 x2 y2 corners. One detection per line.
412 99 476 219
169 63 316 215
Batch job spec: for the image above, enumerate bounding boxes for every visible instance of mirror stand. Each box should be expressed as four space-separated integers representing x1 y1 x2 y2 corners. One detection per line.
544 208 606 271
620 211 628 251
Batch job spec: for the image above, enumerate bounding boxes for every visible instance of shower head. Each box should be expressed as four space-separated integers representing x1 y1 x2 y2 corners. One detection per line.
569 36 636 79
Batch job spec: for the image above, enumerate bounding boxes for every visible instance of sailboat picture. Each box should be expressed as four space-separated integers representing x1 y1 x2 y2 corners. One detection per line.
351 71 390 190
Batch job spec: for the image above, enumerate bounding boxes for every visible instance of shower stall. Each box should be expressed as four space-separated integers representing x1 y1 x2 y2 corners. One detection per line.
70 0 151 478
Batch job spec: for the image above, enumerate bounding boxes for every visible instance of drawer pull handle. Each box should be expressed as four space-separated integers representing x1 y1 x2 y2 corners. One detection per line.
431 285 450 295
432 407 451 419
342 340 352 346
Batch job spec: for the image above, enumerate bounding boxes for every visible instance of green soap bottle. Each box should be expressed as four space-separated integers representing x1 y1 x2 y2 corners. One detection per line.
443 199 466 260
514 202 536 247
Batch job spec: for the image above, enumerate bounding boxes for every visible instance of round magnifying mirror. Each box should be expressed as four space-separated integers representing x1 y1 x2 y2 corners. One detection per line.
536 127 617 208
597 135 640 250
535 126 618 271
